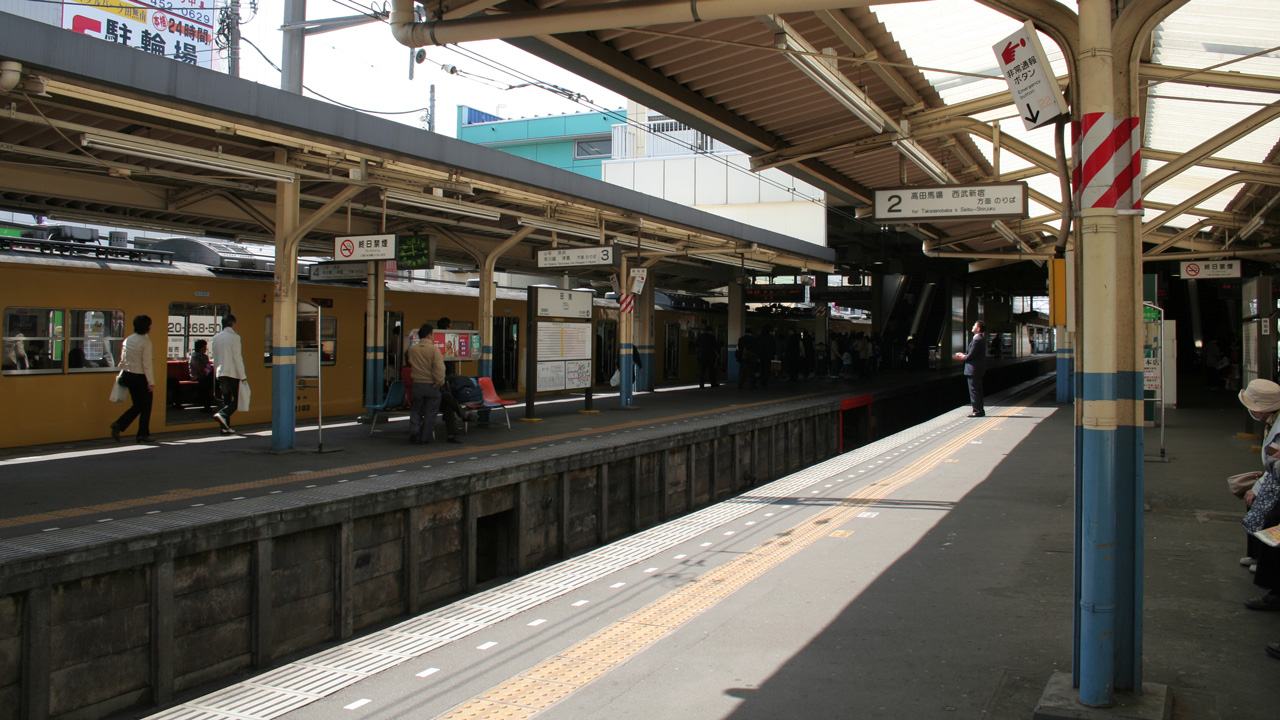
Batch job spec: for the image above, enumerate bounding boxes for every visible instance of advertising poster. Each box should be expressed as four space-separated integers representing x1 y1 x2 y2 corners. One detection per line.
63 0 216 70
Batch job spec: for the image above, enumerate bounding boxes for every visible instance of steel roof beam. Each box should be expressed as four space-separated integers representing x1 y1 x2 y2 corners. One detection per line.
1139 63 1280 94
1142 172 1280 237
814 9 922 107
1144 101 1280 195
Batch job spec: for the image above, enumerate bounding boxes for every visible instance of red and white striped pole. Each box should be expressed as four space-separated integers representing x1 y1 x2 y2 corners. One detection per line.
1072 112 1143 214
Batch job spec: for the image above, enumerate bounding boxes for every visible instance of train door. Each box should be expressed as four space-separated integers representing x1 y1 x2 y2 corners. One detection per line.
492 316 519 392
166 302 228 426
384 311 404 388
663 323 680 381
596 320 617 385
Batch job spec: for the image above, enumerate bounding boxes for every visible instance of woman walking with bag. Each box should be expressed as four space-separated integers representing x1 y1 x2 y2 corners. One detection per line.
110 315 156 443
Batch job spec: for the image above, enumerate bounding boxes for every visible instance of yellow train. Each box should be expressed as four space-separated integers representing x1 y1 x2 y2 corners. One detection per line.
0 234 866 449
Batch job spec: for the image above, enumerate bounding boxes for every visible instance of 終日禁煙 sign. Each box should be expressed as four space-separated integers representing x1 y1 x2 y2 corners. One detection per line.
536 245 618 268
1180 260 1240 279
335 234 396 262
874 183 1028 222
63 0 215 69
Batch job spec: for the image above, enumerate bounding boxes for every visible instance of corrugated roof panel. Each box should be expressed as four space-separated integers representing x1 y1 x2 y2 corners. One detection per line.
1144 0 1280 228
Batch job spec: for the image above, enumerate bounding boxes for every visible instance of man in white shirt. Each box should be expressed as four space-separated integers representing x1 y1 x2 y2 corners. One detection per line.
209 314 247 433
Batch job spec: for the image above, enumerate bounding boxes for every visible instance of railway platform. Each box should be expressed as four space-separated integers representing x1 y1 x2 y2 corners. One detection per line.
0 362 1272 720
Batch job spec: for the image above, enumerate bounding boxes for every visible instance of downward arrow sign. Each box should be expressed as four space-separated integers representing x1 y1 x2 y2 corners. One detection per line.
1023 104 1041 125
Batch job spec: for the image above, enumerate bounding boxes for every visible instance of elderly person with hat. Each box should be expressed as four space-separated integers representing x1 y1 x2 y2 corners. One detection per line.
1235 381 1280 626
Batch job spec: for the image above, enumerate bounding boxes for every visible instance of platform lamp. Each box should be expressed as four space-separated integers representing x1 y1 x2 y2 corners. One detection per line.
80 133 297 183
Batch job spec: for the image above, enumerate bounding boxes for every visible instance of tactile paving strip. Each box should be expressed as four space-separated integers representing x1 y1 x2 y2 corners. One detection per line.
148 396 1038 720
434 398 1039 719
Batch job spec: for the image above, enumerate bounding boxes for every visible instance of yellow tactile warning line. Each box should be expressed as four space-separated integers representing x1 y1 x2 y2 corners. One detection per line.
0 392 829 530
435 395 1045 719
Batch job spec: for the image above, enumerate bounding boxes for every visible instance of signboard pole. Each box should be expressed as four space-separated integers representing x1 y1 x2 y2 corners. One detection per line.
584 315 595 413
1143 303 1166 462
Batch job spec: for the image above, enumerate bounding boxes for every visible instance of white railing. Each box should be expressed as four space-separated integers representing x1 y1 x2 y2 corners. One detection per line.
611 120 732 159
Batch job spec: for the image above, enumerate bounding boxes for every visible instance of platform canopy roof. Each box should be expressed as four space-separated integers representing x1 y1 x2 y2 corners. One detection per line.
2 1 1278 298
0 13 835 294
406 0 1279 293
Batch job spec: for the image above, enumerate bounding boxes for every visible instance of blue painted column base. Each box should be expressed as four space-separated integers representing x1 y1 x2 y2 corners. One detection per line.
620 344 634 407
1079 425 1117 706
1057 349 1074 403
271 355 296 452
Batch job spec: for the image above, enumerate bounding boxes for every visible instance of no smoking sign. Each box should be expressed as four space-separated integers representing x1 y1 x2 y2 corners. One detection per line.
333 234 396 262
1179 260 1239 280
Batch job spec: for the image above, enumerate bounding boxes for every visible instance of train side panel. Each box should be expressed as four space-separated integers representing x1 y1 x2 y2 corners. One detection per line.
1 263 277 447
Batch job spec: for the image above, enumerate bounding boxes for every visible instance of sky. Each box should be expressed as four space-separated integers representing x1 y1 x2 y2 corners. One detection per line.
235 0 630 137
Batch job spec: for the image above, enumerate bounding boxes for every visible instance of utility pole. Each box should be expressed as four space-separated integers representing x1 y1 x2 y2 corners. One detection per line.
227 0 241 78
281 0 305 94
428 84 436 132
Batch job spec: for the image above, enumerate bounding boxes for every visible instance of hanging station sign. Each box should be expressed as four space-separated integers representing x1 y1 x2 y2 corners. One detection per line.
874 183 1028 222
536 245 619 268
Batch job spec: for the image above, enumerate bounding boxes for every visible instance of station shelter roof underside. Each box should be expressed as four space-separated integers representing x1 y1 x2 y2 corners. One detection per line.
2 1 1279 300
412 0 1279 296
0 13 834 296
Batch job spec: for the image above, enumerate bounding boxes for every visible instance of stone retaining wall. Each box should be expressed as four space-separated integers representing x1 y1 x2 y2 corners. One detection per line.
0 404 838 720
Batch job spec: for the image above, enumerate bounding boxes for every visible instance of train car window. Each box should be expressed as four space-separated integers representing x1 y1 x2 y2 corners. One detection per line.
68 310 126 372
168 303 229 361
3 307 65 375
264 315 337 366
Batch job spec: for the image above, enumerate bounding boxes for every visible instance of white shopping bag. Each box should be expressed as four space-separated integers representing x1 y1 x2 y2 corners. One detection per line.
237 379 251 412
109 372 127 402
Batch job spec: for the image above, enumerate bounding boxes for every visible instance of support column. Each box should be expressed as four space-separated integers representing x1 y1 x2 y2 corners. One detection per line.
1076 0 1120 706
727 281 746 385
635 263 657 391
479 263 496 379
271 164 300 452
479 228 531 379
364 262 385 409
619 255 635 407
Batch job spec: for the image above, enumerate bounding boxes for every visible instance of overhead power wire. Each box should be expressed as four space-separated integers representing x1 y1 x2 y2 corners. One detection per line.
239 35 433 115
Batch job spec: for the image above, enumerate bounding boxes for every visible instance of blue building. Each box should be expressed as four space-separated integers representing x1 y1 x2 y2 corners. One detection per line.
457 106 620 180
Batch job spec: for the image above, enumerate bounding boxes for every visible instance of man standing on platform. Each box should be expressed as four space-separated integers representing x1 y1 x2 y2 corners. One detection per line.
406 323 448 444
210 314 246 434
954 320 988 417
